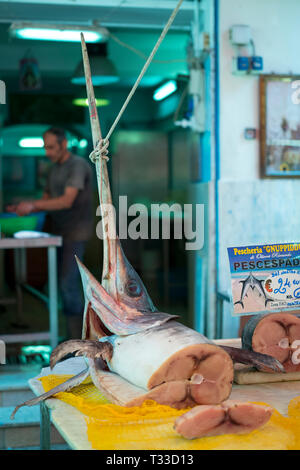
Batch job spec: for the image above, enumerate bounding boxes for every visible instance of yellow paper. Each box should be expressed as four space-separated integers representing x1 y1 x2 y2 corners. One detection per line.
39 374 300 450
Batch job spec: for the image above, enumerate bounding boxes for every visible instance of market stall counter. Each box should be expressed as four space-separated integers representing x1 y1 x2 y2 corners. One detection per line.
25 339 300 451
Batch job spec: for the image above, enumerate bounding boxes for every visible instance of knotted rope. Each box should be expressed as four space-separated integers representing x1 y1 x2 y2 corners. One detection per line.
88 0 184 165
89 138 110 163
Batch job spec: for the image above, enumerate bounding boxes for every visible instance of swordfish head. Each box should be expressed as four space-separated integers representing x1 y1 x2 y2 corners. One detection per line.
76 255 177 339
102 234 157 313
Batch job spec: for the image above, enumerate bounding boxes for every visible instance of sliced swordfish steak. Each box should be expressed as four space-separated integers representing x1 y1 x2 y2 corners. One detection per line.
242 312 300 372
96 321 234 409
174 400 273 439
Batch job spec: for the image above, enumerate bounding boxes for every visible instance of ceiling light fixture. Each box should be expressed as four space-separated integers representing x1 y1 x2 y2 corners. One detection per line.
79 139 88 148
71 42 119 86
72 98 110 107
153 80 177 101
9 22 109 43
18 137 44 148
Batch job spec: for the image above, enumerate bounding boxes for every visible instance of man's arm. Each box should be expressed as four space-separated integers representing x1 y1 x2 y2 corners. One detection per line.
6 191 50 214
15 187 79 216
42 191 50 201
35 187 78 211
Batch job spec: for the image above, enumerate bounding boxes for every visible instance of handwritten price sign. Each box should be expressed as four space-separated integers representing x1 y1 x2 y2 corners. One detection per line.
265 270 300 301
228 243 300 315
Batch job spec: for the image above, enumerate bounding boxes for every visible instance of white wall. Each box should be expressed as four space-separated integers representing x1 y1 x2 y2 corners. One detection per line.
217 0 300 337
219 0 300 180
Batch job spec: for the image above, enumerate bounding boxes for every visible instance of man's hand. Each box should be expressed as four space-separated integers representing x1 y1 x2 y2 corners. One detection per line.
7 187 78 216
15 201 35 216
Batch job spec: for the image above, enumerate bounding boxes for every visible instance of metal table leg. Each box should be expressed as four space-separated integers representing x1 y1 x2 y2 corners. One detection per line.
40 401 51 450
48 246 58 349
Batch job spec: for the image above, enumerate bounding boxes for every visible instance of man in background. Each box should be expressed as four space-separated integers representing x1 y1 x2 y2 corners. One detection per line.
8 127 94 339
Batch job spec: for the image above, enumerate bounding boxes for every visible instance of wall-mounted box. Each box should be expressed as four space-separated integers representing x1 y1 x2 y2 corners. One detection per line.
229 25 252 46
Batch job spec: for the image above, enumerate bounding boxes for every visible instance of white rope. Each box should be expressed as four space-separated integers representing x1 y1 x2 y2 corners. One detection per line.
89 0 184 164
106 0 184 142
89 138 109 163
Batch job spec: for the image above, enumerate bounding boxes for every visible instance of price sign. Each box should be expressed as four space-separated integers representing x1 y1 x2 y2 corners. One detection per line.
227 243 300 316
265 271 300 300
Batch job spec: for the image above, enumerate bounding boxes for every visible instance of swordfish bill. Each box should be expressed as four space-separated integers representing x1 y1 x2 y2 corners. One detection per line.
80 33 173 339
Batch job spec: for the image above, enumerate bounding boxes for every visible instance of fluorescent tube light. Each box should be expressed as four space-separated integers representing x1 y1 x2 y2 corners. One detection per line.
72 98 110 107
153 80 177 101
72 75 119 86
9 23 109 43
15 28 102 42
79 139 88 148
18 137 44 148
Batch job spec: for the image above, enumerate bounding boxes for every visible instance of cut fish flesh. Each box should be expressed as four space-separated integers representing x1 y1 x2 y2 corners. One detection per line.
174 400 273 439
98 321 234 408
242 312 300 372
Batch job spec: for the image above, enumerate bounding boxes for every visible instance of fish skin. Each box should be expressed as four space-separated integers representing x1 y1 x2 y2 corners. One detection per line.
49 339 113 369
48 334 285 378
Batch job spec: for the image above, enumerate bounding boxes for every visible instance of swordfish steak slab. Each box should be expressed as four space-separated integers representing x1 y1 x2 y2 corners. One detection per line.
82 363 273 439
96 321 234 409
242 312 300 372
173 400 273 439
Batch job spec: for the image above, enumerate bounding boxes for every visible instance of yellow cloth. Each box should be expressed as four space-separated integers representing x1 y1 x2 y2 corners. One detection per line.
39 374 300 450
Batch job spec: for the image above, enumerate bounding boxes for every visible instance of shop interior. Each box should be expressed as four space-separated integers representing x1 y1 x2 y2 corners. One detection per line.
1 0 300 451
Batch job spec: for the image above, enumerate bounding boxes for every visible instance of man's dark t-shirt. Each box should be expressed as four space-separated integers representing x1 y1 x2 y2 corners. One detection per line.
45 153 94 241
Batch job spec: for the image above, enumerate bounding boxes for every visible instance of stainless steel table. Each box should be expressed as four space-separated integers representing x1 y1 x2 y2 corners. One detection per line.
0 235 62 349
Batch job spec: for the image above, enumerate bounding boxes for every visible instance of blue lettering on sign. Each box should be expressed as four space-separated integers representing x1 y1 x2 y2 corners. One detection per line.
294 287 300 298
274 277 287 294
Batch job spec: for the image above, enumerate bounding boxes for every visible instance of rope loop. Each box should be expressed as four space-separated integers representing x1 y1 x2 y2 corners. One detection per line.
89 139 110 164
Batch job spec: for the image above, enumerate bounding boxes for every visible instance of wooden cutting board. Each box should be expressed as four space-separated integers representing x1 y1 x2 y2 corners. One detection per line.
234 365 300 385
215 338 300 386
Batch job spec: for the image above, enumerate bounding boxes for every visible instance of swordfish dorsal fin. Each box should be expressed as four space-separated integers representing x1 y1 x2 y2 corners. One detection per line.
76 256 177 337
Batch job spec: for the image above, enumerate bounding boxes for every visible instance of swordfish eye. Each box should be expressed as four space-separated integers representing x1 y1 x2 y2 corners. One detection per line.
125 279 142 297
